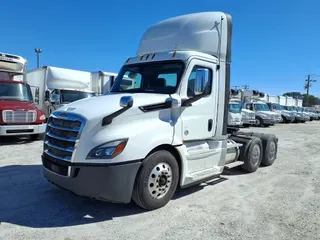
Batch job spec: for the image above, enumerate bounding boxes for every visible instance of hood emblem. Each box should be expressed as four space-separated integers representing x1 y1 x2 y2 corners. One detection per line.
66 107 76 111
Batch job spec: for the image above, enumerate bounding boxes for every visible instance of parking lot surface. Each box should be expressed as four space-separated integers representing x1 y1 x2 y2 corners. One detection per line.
1 122 320 240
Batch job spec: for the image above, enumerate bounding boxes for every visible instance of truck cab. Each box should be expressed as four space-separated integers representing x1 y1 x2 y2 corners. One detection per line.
267 102 295 123
243 101 274 127
296 106 309 122
41 12 278 210
0 52 46 139
285 106 303 123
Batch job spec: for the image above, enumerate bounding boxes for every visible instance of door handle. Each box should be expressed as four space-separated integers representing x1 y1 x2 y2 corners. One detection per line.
208 119 213 131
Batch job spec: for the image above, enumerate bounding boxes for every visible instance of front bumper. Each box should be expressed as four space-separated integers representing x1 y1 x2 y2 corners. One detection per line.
0 123 46 136
242 119 256 125
260 118 274 124
228 121 243 126
42 154 141 203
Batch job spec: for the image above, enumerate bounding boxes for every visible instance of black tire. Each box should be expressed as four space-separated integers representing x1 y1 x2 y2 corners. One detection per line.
132 150 179 210
243 124 250 128
251 133 277 166
255 117 263 127
241 137 263 173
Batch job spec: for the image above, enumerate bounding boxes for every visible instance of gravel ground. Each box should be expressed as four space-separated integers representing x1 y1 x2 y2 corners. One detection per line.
1 122 320 240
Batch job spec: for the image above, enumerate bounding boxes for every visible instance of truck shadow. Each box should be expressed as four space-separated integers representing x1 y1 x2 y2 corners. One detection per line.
0 136 43 146
0 165 231 228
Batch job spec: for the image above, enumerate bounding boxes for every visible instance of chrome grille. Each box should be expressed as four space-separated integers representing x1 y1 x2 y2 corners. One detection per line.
43 112 86 165
2 110 36 123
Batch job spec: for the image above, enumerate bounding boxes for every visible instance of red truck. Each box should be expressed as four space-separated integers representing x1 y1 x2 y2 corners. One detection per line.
0 52 46 140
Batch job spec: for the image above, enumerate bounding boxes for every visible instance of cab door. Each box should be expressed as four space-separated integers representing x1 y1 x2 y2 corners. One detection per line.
179 59 217 141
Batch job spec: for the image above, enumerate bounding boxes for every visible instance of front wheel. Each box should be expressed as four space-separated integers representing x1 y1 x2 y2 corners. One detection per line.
132 150 179 210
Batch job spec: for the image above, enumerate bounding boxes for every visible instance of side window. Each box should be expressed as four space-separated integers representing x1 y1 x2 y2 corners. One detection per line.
246 103 253 110
187 66 212 98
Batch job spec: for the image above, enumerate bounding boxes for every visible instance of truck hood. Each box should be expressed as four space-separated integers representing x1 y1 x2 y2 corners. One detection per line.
56 93 171 121
0 100 39 111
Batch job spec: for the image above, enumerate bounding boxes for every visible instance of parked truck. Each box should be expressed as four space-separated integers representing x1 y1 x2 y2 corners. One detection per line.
26 66 96 118
228 89 243 127
267 95 295 123
41 12 279 210
90 71 118 95
284 96 303 123
229 89 256 127
242 90 279 127
0 52 46 139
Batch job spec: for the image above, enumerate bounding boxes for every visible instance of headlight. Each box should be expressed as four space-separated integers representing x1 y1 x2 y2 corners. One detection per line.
86 139 128 159
260 115 267 119
39 114 46 121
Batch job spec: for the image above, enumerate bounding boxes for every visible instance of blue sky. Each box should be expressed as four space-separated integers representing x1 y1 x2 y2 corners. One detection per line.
2 0 320 96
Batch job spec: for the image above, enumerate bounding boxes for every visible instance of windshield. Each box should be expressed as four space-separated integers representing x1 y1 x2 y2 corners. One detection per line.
272 103 280 110
287 106 296 111
60 90 95 103
254 103 270 111
0 71 23 81
110 61 184 94
0 82 33 102
229 103 241 113
297 107 303 112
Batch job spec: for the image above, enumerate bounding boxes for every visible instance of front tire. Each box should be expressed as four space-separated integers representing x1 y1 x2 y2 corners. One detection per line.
132 150 179 210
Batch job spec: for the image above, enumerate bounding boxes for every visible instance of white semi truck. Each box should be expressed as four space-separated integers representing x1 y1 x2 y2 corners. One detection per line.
27 66 96 118
41 12 279 210
90 71 118 95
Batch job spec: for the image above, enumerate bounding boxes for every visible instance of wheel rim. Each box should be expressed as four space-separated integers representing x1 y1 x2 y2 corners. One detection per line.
256 119 260 125
148 162 172 199
269 141 276 160
251 144 261 165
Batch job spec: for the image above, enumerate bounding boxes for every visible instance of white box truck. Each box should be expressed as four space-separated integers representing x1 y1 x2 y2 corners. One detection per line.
242 90 280 126
41 12 279 210
26 66 96 118
90 71 117 95
228 89 243 127
267 95 295 123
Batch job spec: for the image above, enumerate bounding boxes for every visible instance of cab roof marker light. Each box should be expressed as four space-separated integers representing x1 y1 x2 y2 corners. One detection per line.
172 51 177 58
145 54 150 60
126 57 130 63
140 55 144 61
151 53 156 59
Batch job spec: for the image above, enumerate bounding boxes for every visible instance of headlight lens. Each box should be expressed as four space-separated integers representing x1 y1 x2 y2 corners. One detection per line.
39 114 46 121
86 139 128 159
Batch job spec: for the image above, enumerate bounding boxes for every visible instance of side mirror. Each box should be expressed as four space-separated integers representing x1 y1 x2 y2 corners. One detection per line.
120 96 133 108
50 94 60 104
34 87 40 104
195 69 210 96
45 90 50 101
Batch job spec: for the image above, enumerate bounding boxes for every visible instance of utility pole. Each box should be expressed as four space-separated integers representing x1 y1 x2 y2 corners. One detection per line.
233 85 240 90
242 84 250 90
304 74 317 96
34 48 42 68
